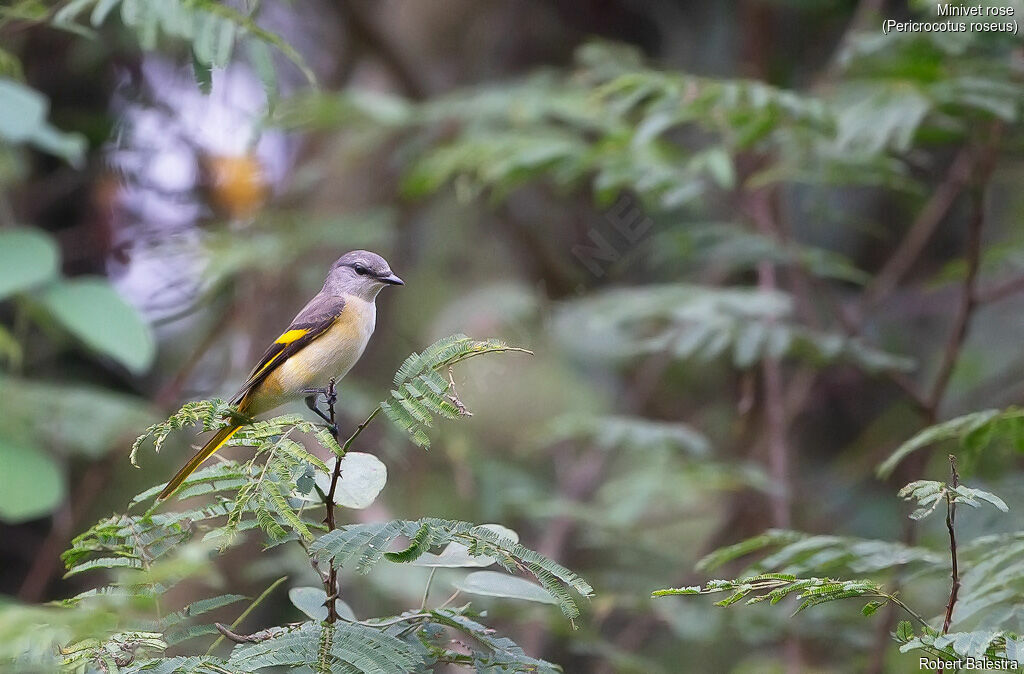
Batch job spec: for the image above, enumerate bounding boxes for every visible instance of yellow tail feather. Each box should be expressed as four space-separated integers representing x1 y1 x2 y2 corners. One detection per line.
157 424 242 501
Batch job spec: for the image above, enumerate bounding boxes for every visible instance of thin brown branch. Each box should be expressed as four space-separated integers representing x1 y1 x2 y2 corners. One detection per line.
320 378 342 624
340 407 381 455
862 149 974 312
214 623 258 644
323 379 343 519
868 127 1001 674
750 187 793 530
977 274 1024 305
927 183 986 411
942 455 961 636
315 383 383 624
937 456 962 674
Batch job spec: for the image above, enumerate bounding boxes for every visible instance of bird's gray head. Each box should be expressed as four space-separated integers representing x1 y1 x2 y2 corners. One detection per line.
324 250 404 300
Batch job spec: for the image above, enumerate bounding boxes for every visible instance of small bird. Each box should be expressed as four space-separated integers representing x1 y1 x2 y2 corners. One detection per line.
158 250 404 500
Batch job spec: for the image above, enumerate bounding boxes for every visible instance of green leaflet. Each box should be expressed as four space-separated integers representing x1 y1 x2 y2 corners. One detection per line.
379 334 530 449
878 408 1024 478
309 518 593 620
227 621 423 673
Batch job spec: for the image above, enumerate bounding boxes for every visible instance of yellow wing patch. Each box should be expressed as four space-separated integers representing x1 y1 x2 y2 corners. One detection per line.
275 328 309 344
253 350 286 378
249 329 307 380
231 313 340 408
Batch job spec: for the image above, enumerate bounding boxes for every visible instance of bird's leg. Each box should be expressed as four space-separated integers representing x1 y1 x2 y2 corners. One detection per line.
324 378 338 439
304 394 333 424
325 378 338 412
303 386 338 435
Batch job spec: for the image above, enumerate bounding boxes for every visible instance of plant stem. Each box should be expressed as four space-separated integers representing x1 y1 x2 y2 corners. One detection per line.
340 407 381 455
888 596 931 631
937 455 961 674
321 379 342 624
340 612 431 628
867 133 998 674
420 568 436 611
941 455 960 636
317 384 391 623
207 575 288 654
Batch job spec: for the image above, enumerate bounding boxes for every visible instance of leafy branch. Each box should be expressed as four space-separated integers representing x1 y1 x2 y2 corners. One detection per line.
895 621 1024 667
40 334 583 672
878 407 1024 478
898 477 1008 522
653 574 929 627
657 443 1018 667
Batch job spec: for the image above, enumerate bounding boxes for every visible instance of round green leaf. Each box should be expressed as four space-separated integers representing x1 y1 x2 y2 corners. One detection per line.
454 571 556 605
38 278 155 374
0 228 58 299
288 587 355 622
0 78 47 142
0 438 64 523
314 452 387 509
0 79 86 163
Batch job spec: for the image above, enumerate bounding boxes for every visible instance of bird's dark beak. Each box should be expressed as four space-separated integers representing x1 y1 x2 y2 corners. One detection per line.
381 273 404 286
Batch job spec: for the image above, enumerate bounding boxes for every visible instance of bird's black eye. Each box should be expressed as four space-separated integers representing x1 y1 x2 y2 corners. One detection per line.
353 264 368 276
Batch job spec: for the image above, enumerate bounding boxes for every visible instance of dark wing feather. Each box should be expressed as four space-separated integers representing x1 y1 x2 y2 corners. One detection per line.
231 293 345 405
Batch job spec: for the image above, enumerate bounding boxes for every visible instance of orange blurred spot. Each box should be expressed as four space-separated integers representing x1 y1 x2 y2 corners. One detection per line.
205 154 268 220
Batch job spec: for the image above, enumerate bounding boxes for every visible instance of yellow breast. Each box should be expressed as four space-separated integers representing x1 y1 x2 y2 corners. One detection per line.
248 297 376 415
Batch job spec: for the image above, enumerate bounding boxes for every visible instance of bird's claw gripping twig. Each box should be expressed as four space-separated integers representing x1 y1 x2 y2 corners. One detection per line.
303 379 338 432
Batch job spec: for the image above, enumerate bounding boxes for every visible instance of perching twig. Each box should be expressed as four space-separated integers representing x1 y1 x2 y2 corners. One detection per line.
311 379 388 623
318 378 343 624
305 394 387 624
